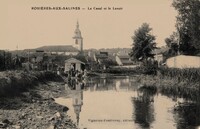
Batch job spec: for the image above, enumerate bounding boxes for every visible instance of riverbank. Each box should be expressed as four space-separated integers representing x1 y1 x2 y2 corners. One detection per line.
135 68 200 101
88 67 143 77
89 64 158 77
0 71 77 129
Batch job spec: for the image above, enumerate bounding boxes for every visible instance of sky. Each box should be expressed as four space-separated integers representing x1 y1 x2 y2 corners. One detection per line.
0 0 177 50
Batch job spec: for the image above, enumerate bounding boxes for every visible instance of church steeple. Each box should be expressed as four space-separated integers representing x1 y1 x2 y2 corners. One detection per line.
73 21 83 52
76 21 79 29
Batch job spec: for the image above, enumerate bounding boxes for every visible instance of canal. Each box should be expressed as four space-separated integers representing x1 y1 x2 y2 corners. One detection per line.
55 76 200 129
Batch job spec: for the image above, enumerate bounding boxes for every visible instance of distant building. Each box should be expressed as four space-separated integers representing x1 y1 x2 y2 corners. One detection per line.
152 47 169 63
116 55 134 66
34 45 79 56
94 52 109 63
93 52 109 69
98 48 131 56
64 58 85 72
116 49 131 56
154 54 163 63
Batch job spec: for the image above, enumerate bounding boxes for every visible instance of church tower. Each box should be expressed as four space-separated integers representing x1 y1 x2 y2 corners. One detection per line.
73 21 83 52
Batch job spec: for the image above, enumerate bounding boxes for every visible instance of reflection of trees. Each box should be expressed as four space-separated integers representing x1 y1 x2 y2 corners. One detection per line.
160 86 200 102
174 102 200 129
132 87 157 129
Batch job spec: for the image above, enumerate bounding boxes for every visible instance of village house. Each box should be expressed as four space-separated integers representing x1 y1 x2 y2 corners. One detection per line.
85 52 97 71
94 52 109 62
115 55 134 66
152 46 169 65
93 52 109 69
85 50 124 70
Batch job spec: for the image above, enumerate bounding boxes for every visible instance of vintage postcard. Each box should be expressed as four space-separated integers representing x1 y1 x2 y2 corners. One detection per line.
0 0 200 129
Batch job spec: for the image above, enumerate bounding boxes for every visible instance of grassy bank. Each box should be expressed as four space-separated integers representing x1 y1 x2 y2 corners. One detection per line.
159 67 200 83
0 71 63 97
135 67 200 101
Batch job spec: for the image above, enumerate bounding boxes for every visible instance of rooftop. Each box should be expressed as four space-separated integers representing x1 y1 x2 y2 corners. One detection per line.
35 45 79 52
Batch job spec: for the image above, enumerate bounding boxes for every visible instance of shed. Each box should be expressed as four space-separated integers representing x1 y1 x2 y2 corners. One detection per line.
64 58 85 72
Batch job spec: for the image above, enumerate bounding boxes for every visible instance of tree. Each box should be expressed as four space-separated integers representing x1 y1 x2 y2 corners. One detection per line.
172 0 200 54
0 50 12 71
165 32 178 48
130 23 156 61
165 32 179 56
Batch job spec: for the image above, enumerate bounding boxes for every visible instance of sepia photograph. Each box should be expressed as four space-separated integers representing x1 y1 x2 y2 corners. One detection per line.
0 0 200 129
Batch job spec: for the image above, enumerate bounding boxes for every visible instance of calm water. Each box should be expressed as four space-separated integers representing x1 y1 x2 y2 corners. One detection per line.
55 76 200 129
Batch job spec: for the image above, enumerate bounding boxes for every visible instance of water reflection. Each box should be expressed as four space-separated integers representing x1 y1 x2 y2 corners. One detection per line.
55 76 200 129
160 86 200 102
174 102 200 129
72 89 83 126
132 87 157 128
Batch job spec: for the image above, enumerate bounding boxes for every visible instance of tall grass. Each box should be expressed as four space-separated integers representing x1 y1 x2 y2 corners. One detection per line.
159 67 200 83
159 67 200 101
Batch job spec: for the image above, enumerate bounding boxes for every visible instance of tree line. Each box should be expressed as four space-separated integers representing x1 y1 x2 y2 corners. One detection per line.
130 0 200 62
166 0 200 56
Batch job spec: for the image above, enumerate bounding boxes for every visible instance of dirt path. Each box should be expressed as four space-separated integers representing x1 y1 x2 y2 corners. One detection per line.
0 81 77 129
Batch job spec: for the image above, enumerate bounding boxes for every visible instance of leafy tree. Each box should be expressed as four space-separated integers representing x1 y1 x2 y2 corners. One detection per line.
165 32 179 56
165 32 178 48
172 0 200 54
130 23 156 61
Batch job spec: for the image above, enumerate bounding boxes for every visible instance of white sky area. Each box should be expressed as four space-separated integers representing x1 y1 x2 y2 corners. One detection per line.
0 0 177 50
